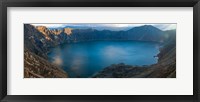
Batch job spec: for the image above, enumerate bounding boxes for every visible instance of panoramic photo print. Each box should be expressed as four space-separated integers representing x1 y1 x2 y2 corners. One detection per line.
24 23 176 78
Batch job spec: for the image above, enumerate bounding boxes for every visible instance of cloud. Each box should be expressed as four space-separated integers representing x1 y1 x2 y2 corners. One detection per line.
153 24 176 31
31 24 65 28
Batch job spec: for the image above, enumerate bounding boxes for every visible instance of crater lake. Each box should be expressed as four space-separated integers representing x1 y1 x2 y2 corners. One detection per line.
47 41 160 78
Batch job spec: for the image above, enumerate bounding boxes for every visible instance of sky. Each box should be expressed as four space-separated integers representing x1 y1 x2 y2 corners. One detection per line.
31 24 176 31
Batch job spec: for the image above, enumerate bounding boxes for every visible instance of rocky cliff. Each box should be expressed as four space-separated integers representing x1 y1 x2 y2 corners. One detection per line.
24 25 69 78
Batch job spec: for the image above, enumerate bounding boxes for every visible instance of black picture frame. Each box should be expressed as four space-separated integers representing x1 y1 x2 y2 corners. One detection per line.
0 0 199 102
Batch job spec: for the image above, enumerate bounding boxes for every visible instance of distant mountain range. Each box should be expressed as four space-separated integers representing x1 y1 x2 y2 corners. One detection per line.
48 25 133 31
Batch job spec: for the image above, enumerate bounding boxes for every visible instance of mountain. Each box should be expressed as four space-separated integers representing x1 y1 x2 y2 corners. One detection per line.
125 25 164 42
70 25 165 42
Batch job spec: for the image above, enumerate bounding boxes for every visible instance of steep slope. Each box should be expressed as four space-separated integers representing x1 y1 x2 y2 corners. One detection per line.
24 24 53 59
24 25 69 78
24 48 68 78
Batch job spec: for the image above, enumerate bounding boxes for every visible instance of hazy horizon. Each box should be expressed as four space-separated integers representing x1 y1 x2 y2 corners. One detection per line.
31 23 176 31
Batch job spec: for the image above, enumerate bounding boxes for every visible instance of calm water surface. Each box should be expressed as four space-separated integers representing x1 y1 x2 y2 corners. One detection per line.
47 41 160 78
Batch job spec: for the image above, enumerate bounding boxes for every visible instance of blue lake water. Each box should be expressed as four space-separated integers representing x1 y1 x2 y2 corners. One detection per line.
47 41 160 78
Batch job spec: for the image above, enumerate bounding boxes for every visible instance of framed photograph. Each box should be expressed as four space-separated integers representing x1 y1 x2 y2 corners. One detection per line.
0 0 199 101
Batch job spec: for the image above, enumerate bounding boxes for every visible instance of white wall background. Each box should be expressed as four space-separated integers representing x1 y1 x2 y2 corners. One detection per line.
7 7 193 95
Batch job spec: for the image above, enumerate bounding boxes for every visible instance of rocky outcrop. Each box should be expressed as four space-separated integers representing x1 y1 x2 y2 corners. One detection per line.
64 28 73 35
36 26 52 40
